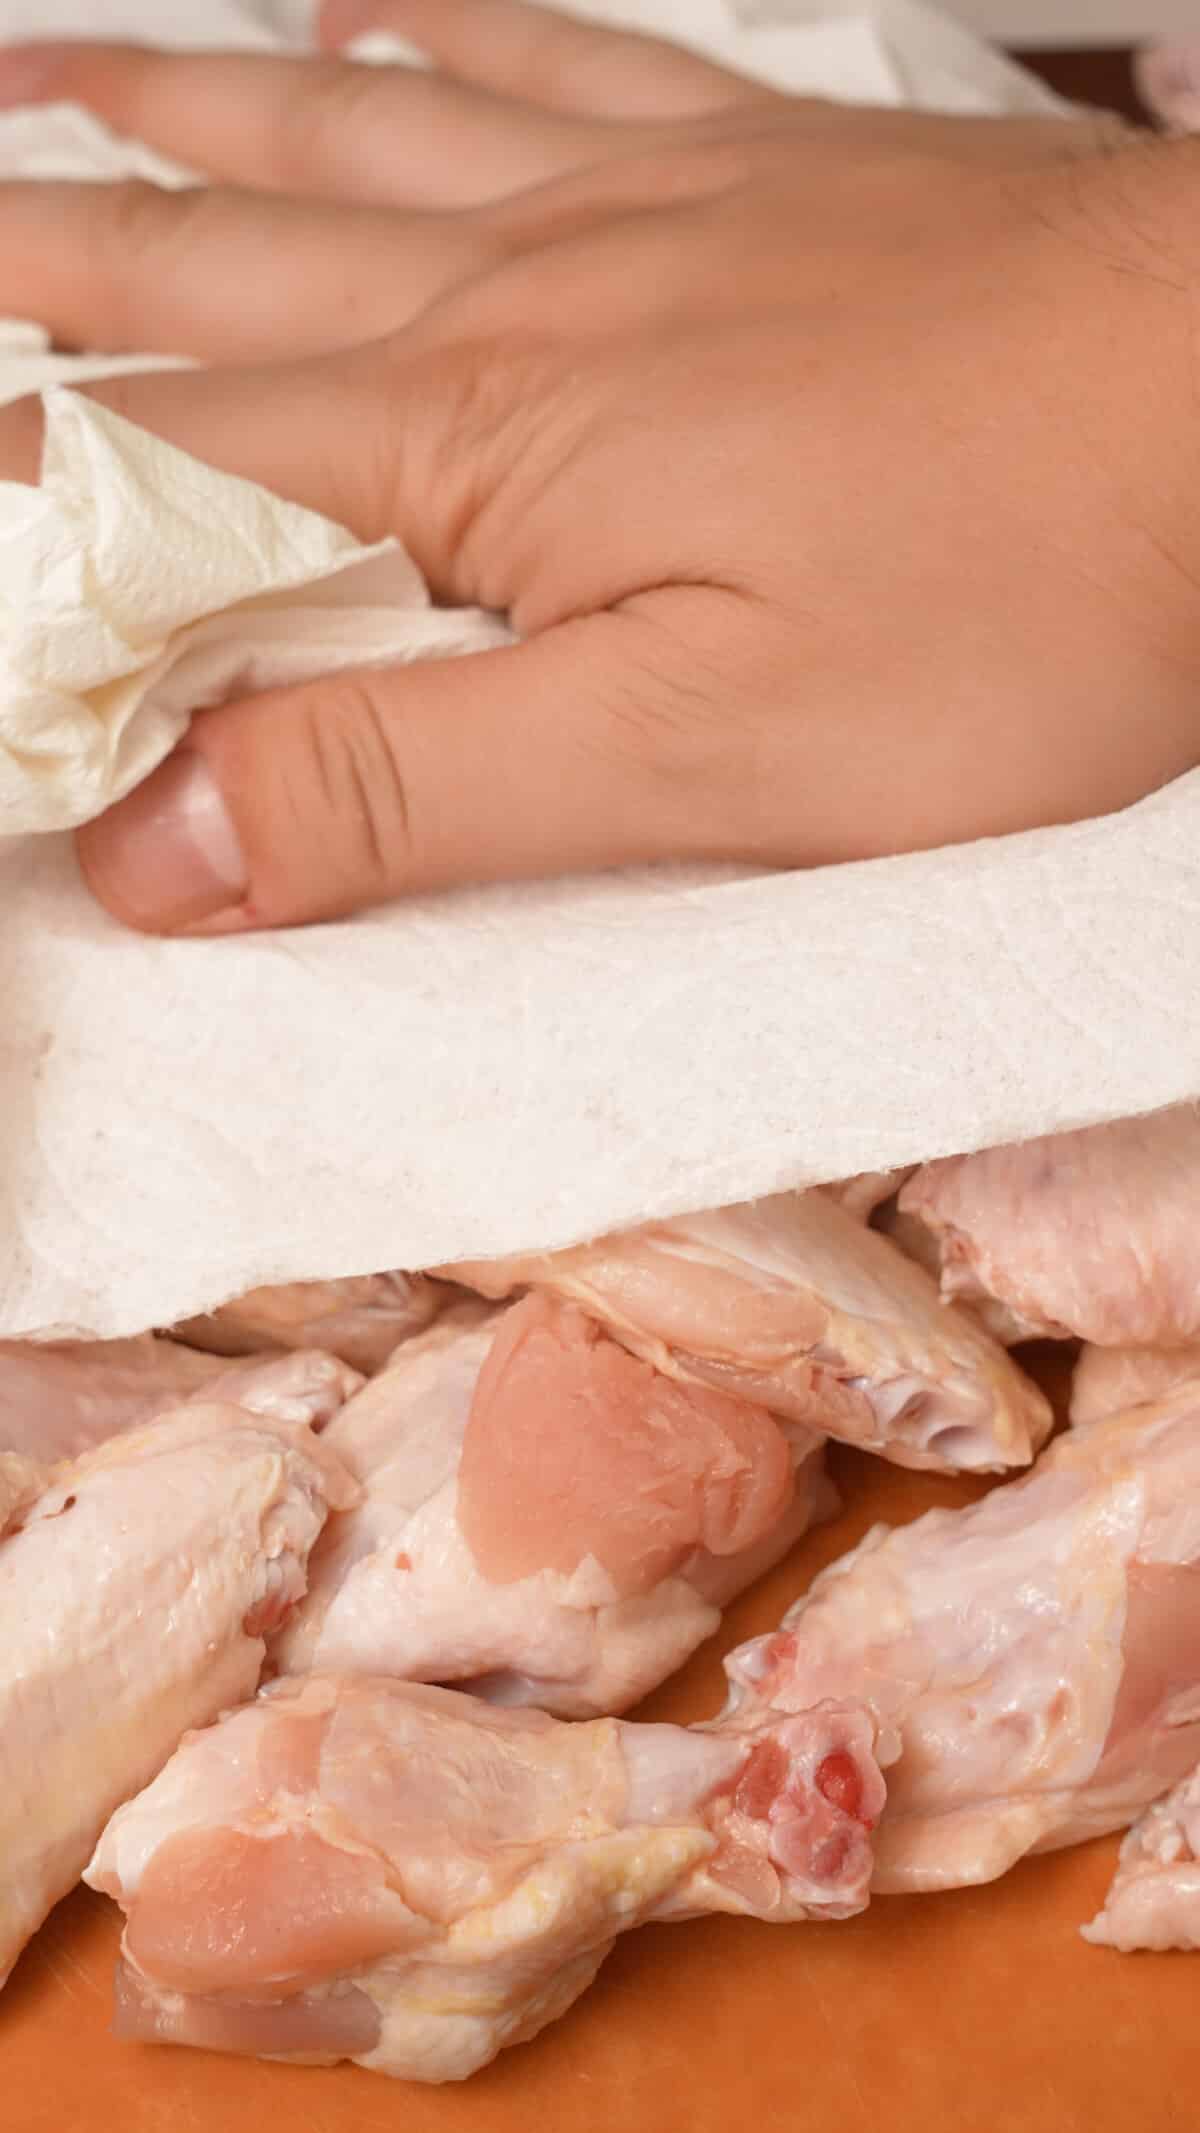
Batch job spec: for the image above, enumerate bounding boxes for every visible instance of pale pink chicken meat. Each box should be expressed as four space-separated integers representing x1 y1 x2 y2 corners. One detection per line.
1070 1344 1200 1428
1084 1765 1200 1952
718 1387 1200 1893
274 1297 831 1718
0 1404 354 1987
443 1191 1050 1475
898 1105 1200 1347
174 1271 440 1375
88 1673 883 2083
0 1449 45 1532
0 1333 360 1464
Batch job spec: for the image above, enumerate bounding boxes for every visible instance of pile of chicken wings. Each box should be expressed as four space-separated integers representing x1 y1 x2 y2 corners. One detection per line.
6 1106 1199 2081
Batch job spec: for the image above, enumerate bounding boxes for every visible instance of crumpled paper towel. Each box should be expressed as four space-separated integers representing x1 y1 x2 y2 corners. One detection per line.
0 391 507 832
1 0 1191 1341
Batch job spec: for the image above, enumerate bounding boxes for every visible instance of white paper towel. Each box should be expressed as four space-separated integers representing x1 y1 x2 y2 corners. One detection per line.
1 0 1188 1342
0 392 507 832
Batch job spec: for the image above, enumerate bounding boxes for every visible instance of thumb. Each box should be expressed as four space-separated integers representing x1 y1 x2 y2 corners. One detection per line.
74 611 736 932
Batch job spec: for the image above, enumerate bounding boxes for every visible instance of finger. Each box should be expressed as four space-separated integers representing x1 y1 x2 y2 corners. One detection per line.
0 40 618 209
320 0 770 119
0 350 405 541
74 600 744 933
0 328 568 607
0 180 485 362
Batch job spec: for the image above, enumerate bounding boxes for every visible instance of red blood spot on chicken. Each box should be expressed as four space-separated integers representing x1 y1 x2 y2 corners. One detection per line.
458 1294 793 1599
394 1551 412 1572
734 1739 788 1821
758 1631 797 1684
815 1750 866 1824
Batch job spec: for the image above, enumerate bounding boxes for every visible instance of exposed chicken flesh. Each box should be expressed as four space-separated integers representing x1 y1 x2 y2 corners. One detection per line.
719 1388 1200 1893
897 1106 1200 1347
1070 1345 1200 1429
87 1673 883 2083
174 1272 440 1375
1083 1765 1200 1952
443 1192 1050 1475
0 1334 360 1464
274 1298 832 1718
0 1404 355 1987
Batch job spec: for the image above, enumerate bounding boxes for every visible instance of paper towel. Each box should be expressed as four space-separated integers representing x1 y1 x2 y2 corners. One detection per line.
0 391 506 832
0 0 1188 1341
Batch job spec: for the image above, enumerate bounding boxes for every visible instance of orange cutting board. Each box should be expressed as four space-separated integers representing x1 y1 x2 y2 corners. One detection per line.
7 1350 1189 2133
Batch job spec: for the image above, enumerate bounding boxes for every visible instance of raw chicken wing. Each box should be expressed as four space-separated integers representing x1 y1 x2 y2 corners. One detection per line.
88 1673 883 2083
1071 1344 1200 1428
898 1106 1200 1346
274 1298 831 1717
719 1387 1200 1892
1084 1766 1200 1952
0 1333 359 1464
444 1192 1050 1474
174 1271 440 1375
0 1403 354 1986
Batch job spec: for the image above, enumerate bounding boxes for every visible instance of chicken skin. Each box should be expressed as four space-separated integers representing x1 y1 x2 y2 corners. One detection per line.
174 1271 440 1375
275 1298 832 1718
0 1334 360 1464
1070 1344 1200 1428
720 1388 1200 1893
88 1673 883 2082
898 1106 1200 1347
0 1404 354 1985
444 1192 1049 1476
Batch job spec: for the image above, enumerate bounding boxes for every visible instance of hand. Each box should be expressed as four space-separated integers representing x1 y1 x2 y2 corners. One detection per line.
0 0 1185 937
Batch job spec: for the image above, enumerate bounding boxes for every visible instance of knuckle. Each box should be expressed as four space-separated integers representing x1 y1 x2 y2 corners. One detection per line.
88 180 184 337
90 181 228 341
295 674 415 903
509 19 576 106
587 597 782 856
287 60 396 184
100 176 177 258
597 626 745 788
385 327 569 588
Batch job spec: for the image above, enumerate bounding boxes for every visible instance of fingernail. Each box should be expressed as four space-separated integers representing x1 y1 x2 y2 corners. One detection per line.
78 749 248 933
0 43 64 108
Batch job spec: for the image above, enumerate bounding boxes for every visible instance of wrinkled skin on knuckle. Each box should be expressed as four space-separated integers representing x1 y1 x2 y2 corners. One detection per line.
275 675 416 915
273 60 397 188
88 179 201 340
587 596 778 851
383 320 580 596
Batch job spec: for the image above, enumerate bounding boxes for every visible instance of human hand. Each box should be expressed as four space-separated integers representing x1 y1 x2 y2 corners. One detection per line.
0 0 1188 936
